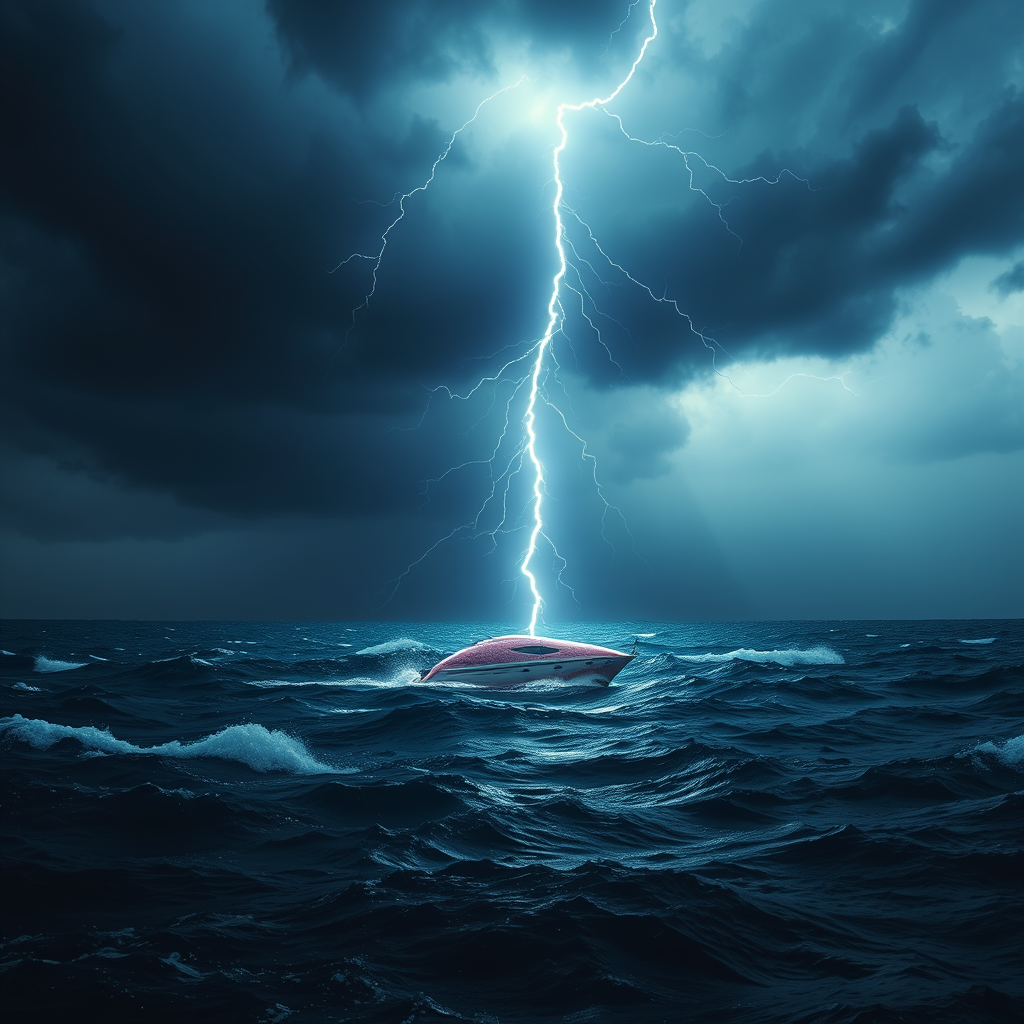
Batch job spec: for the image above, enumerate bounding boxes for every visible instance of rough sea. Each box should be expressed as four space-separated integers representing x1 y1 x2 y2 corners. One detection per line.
1 620 1021 1024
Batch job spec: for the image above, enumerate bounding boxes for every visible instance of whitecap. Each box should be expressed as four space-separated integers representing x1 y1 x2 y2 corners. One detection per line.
973 735 1024 768
0 714 332 774
34 656 88 674
2 650 17 656
355 638 430 655
634 633 657 638
676 646 844 667
12 682 41 692
89 655 109 661
959 638 996 645
245 668 426 688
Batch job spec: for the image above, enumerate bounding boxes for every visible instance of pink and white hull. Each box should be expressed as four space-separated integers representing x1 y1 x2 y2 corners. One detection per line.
421 635 633 687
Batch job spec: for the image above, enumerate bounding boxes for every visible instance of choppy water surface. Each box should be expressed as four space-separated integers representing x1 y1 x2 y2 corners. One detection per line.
1 620 1021 1023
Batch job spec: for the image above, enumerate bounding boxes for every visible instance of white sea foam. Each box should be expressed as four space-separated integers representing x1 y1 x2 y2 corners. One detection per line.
2 650 17 656
89 655 109 661
959 638 996 645
356 638 430 655
246 678 359 688
12 683 41 692
974 735 1024 768
34 656 88 674
0 715 332 773
634 633 657 638
677 646 844 667
246 667 426 689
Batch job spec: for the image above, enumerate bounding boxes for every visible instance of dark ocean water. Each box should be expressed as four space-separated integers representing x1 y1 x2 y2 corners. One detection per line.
1 619 1021 1024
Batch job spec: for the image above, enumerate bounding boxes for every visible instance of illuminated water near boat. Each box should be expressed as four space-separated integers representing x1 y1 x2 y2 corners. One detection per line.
1 620 1021 1023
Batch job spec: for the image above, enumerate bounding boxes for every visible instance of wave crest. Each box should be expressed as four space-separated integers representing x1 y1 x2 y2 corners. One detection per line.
34 656 88 673
0 714 331 774
974 734 1024 768
677 646 844 667
355 638 430 656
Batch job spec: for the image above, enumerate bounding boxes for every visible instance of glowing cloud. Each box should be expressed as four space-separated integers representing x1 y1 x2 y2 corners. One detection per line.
343 0 799 633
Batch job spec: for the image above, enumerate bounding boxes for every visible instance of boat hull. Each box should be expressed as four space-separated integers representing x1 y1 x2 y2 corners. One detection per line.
422 635 633 687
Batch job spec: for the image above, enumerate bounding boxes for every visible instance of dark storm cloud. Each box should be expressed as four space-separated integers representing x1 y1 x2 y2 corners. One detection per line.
582 93 1024 375
1 0 1022 548
842 0 977 123
605 401 690 483
992 260 1024 296
0 0 548 529
266 0 491 98
267 0 647 97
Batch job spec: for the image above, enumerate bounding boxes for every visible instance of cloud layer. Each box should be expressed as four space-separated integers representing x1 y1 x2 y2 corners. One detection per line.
1 0 1021 616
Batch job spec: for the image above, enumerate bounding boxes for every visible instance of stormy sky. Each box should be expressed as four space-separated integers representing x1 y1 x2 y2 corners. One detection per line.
1 0 1022 621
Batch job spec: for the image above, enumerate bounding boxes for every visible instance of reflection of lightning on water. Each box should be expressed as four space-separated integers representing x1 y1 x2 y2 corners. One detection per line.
343 0 810 632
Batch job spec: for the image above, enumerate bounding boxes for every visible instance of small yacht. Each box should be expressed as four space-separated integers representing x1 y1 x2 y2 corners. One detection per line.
421 635 633 687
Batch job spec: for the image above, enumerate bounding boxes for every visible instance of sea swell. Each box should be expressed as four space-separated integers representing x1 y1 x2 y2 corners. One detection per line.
0 715 332 774
0 619 1021 1023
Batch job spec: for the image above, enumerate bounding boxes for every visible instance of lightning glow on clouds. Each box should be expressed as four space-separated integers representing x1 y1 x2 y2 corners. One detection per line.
338 0 1024 631
344 0 804 632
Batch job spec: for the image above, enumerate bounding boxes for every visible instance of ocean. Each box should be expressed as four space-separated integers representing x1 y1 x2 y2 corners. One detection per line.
1 619 1021 1023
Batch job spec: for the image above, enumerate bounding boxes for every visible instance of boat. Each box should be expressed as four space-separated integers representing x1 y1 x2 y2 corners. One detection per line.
420 635 634 687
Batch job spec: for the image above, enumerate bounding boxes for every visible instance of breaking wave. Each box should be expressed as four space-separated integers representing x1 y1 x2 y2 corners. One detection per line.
960 637 997 645
0 715 332 774
355 638 431 655
34 656 88 673
676 646 844 667
974 734 1024 768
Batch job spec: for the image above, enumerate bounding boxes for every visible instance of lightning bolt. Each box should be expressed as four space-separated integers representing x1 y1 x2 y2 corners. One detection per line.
520 0 659 635
342 0 807 634
333 76 527 338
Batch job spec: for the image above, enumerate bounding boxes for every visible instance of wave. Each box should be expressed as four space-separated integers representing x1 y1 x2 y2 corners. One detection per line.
12 682 41 692
676 646 844 667
245 668 436 689
355 638 431 656
0 714 332 774
973 734 1024 768
34 655 88 673
960 637 996 645
298 779 466 827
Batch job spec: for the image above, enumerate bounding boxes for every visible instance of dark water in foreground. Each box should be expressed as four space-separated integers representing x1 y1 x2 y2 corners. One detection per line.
1 620 1022 1024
